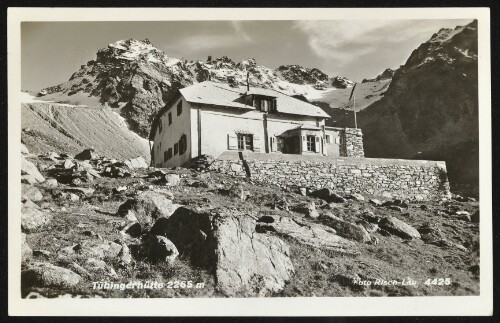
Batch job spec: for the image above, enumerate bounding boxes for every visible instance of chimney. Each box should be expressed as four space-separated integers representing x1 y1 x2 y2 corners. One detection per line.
247 72 250 91
208 55 212 62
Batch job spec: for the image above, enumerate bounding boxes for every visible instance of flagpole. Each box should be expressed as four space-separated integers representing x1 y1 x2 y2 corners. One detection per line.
354 95 357 129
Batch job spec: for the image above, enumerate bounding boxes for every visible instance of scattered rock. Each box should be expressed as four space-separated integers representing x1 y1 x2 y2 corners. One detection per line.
142 235 179 264
21 184 43 202
22 233 33 262
21 175 38 184
121 222 142 238
322 215 371 243
84 258 118 278
358 210 381 224
124 156 148 169
357 220 379 233
347 193 365 201
119 243 132 264
22 263 81 288
116 191 181 226
75 148 98 160
455 210 471 221
23 199 40 209
388 205 405 212
272 194 290 211
257 215 359 255
68 262 91 278
383 199 409 209
164 174 181 186
57 240 122 260
33 250 51 258
299 187 307 196
457 213 471 222
21 156 45 183
63 159 75 169
369 199 383 206
379 216 421 239
43 178 58 188
471 210 479 223
310 188 346 203
63 187 95 196
293 202 319 218
21 207 52 232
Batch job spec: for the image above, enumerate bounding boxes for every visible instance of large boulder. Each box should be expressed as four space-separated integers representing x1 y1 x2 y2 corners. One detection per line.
141 235 179 264
256 215 359 255
310 188 346 203
124 156 148 169
75 148 98 160
293 202 319 218
150 207 295 296
21 184 43 202
21 156 45 183
379 216 421 239
22 263 81 289
21 207 52 232
321 214 372 243
57 240 122 260
116 191 180 226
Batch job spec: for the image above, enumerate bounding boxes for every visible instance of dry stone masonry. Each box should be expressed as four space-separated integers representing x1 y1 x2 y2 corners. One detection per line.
343 128 364 157
210 152 451 200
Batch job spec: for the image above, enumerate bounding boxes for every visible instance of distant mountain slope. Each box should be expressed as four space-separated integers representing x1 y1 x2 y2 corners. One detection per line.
357 20 478 195
22 100 150 161
36 39 353 138
317 79 391 112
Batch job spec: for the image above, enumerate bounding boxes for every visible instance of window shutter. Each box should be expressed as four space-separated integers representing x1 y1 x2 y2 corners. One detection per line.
335 137 340 144
302 135 308 152
228 134 238 150
315 136 321 153
322 138 327 155
253 135 261 152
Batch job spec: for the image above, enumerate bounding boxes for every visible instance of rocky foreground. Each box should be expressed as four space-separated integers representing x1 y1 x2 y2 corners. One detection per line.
20 147 479 298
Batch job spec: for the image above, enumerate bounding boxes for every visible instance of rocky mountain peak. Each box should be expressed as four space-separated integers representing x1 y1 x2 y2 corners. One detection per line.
362 68 397 83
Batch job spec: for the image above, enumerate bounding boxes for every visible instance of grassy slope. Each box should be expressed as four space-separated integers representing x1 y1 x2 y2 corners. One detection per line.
24 159 479 298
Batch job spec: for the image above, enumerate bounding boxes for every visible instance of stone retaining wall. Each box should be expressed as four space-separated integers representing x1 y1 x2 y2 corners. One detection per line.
343 128 364 157
209 152 451 200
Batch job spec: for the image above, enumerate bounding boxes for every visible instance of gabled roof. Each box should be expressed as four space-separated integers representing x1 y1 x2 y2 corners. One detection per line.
180 81 330 118
149 81 331 140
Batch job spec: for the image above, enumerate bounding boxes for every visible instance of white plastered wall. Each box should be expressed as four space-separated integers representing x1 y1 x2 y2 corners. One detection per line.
152 96 192 168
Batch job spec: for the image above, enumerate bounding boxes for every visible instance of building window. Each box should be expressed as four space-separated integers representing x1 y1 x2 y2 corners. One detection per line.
174 143 179 155
163 150 168 162
306 135 316 152
168 148 172 160
168 112 172 125
159 119 162 133
177 101 182 116
237 134 253 151
179 134 187 155
325 135 331 144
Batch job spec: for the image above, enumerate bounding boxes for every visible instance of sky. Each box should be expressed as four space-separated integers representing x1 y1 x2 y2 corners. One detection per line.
21 19 473 91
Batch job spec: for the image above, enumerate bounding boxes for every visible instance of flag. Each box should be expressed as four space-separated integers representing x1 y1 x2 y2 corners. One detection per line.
348 83 357 101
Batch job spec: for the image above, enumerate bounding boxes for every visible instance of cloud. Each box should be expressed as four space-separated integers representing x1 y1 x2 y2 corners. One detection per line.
295 19 472 67
171 21 253 51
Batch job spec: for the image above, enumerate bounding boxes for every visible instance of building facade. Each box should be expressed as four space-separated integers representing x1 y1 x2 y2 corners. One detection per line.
149 81 363 168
